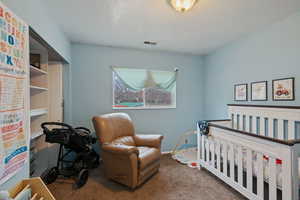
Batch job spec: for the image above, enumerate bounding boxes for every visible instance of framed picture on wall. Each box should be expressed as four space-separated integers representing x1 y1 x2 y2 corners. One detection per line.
251 81 268 101
234 84 248 101
272 77 295 101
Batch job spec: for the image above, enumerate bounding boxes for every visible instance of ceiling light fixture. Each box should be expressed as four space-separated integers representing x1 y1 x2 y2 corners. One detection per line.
168 0 198 12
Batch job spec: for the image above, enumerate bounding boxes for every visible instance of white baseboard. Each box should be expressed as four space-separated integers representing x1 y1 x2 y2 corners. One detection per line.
162 151 171 155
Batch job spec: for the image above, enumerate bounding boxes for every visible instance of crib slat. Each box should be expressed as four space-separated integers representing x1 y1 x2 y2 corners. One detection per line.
234 114 238 129
252 116 257 134
246 149 253 193
237 145 243 186
197 126 200 162
269 157 277 200
216 141 221 171
231 113 234 128
229 143 234 181
206 140 210 163
260 117 265 136
204 139 207 162
292 150 299 200
223 143 228 177
288 120 295 140
257 153 264 198
211 141 215 168
240 114 245 131
278 119 284 139
201 135 205 161
282 152 293 200
268 118 274 138
245 116 250 132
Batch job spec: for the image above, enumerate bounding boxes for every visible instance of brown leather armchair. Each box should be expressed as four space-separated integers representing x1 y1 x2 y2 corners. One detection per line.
92 113 163 189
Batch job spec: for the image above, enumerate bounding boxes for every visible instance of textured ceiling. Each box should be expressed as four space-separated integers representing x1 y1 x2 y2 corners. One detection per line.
43 0 300 55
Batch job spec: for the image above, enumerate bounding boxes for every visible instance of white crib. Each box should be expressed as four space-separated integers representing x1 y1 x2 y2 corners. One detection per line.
197 104 300 200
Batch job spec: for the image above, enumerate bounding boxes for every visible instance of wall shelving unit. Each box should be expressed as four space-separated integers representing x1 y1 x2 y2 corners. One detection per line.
29 38 50 177
29 27 66 177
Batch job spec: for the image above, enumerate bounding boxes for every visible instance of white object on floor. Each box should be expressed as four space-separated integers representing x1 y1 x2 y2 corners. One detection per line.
0 191 12 200
171 130 199 168
172 147 197 164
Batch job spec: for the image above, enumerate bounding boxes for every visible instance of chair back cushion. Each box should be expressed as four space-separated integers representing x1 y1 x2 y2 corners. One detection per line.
93 113 135 145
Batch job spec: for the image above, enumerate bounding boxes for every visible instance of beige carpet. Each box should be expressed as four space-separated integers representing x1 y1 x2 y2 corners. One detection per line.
48 154 246 200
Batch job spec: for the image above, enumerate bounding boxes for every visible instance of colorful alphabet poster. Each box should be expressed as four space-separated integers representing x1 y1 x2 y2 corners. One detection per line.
0 2 29 185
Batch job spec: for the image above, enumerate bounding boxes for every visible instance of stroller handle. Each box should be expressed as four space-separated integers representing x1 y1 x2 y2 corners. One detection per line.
41 122 76 132
75 127 91 134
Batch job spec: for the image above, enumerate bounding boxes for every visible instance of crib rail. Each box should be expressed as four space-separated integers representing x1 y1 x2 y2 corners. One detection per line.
228 104 300 140
197 122 300 200
209 122 300 146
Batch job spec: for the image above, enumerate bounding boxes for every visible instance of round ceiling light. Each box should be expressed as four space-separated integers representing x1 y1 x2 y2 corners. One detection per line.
168 0 198 12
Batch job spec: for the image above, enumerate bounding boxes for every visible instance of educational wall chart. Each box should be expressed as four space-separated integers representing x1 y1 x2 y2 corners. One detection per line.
0 3 29 185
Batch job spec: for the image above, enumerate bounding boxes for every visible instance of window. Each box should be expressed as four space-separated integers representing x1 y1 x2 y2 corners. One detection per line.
112 67 177 109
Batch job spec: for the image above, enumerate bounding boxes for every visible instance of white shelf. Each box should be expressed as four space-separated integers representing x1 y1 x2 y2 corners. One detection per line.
30 108 48 117
30 85 48 91
30 85 48 95
30 65 47 76
31 130 44 140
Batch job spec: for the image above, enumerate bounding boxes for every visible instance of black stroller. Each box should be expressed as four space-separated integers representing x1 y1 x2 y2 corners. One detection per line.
40 122 99 188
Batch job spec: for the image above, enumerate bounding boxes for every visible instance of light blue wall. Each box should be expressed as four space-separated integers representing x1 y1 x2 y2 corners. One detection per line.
63 65 73 123
1 0 71 62
203 12 300 120
70 44 204 151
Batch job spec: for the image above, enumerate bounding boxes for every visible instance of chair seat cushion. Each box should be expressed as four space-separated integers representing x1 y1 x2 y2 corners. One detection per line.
137 147 161 169
112 136 136 146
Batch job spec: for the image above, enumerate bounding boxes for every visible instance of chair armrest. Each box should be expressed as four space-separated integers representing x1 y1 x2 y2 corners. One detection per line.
134 135 163 148
102 144 139 155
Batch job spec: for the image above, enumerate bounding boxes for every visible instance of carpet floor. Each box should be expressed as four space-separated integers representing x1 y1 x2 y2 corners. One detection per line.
48 154 247 200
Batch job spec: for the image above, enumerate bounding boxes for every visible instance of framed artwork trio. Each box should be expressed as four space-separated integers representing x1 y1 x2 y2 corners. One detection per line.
234 77 295 102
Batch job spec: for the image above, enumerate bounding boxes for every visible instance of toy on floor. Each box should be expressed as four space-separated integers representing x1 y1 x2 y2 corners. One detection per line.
171 130 199 168
40 122 100 188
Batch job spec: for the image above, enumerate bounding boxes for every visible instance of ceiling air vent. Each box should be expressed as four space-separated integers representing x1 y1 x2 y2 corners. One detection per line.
144 41 157 46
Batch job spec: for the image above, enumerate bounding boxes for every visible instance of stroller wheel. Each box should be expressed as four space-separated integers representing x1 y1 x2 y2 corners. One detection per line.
86 151 100 169
75 169 89 188
41 167 58 185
